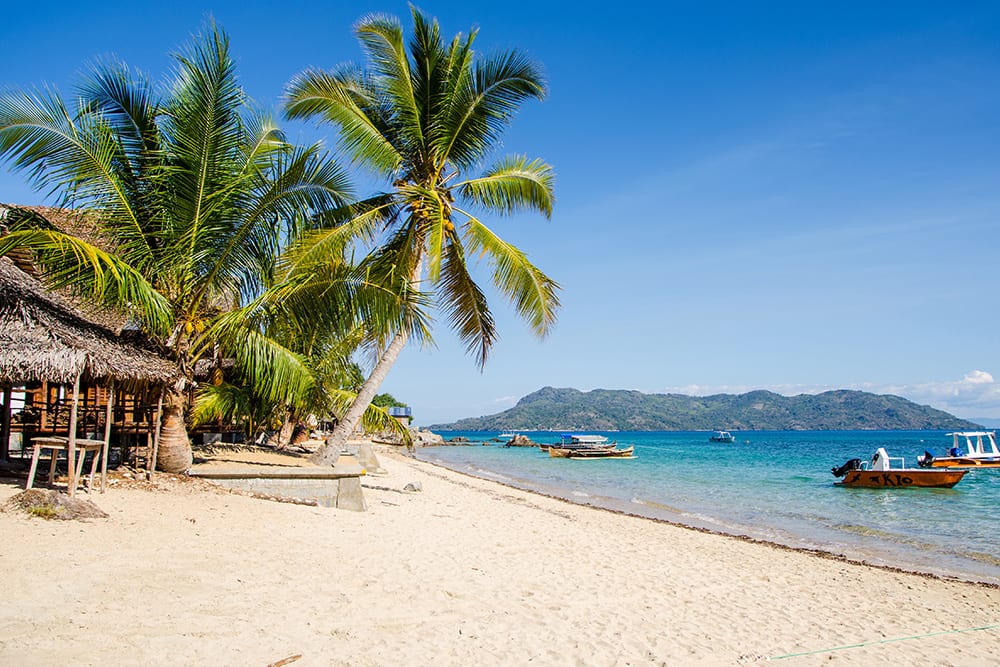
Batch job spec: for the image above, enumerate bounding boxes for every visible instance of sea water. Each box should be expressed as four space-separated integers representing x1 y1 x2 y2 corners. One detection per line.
417 430 1000 585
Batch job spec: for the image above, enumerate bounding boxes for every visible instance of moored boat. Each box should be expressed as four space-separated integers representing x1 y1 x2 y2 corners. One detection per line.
709 430 736 443
567 445 635 460
832 448 967 488
917 431 1000 468
560 434 611 447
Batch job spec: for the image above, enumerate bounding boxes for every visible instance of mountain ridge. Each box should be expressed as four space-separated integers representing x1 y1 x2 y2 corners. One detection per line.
428 386 981 431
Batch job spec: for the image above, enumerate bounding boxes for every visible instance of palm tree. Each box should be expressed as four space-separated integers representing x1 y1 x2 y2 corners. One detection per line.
196 250 418 448
0 23 354 472
285 8 561 463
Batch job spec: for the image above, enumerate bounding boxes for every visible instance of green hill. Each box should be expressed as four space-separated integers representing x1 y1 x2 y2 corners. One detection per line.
429 387 980 431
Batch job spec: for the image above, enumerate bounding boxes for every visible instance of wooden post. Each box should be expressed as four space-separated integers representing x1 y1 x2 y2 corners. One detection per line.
0 384 11 461
66 375 81 496
101 384 114 493
149 390 164 476
39 380 48 432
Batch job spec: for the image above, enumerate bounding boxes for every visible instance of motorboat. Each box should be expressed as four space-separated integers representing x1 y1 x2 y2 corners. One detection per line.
709 431 736 443
917 431 1000 468
832 448 967 488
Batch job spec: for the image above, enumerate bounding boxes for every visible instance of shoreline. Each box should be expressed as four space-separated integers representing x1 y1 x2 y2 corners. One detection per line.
416 450 1000 590
2 447 999 665
421 431 1000 587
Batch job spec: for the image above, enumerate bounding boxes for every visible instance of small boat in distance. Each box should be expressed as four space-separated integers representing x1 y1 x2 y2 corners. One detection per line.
917 431 1000 468
709 431 736 443
832 448 967 488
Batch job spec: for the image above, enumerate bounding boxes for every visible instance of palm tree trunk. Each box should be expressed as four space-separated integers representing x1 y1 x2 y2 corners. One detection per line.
275 407 295 450
311 327 411 465
311 253 423 466
156 383 193 473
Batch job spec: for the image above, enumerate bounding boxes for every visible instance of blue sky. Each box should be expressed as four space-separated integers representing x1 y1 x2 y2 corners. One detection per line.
3 1 1000 425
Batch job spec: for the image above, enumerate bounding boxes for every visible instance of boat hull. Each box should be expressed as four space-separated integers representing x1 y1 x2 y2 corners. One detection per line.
924 457 1000 468
837 469 967 488
567 446 635 460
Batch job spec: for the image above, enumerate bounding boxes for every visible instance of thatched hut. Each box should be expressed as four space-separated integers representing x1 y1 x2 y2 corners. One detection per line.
0 255 176 491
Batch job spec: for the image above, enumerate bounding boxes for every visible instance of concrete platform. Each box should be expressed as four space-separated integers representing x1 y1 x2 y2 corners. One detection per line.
189 461 367 511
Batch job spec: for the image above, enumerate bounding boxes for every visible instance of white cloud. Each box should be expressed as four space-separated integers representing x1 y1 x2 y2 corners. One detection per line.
877 371 1000 419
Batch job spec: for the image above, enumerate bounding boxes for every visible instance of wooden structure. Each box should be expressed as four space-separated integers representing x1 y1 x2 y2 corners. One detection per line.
0 255 176 493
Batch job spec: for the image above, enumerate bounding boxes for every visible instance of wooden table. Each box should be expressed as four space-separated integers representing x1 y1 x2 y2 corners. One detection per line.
26 436 107 494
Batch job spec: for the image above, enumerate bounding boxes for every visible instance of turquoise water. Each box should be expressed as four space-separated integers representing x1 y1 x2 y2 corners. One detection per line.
418 430 1000 585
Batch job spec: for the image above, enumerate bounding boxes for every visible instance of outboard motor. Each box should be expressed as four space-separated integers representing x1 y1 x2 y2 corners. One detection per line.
831 458 862 477
917 451 935 468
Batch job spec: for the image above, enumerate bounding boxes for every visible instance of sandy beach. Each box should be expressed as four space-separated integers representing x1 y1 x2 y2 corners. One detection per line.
2 446 999 666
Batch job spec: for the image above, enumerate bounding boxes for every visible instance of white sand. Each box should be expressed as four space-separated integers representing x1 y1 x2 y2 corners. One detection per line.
2 447 998 666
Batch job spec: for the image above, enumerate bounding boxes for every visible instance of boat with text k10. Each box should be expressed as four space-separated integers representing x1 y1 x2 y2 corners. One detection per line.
832 448 967 488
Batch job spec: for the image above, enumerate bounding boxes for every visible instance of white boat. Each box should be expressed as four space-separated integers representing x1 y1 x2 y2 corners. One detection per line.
559 434 610 447
917 431 1000 468
709 430 736 443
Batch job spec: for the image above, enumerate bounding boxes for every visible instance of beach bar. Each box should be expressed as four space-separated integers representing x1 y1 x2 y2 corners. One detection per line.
0 256 176 493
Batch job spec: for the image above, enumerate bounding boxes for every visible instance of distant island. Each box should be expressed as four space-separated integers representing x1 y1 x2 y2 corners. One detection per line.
429 387 982 431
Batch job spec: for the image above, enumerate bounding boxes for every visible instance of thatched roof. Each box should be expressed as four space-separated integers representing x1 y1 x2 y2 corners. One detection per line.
0 256 176 388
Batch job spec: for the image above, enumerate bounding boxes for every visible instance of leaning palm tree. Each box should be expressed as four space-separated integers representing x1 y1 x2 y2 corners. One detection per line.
199 249 419 448
286 8 560 462
0 23 354 472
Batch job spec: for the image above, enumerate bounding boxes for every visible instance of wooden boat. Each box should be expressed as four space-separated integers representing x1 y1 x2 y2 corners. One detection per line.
709 430 736 443
547 434 614 456
549 444 635 460
917 431 1000 468
567 445 635 460
832 448 967 488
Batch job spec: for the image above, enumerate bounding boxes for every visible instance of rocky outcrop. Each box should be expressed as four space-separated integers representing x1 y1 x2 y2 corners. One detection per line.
504 434 536 447
411 429 444 447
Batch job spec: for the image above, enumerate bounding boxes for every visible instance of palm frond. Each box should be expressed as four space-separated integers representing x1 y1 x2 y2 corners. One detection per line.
162 22 246 272
461 214 560 338
439 50 546 169
0 228 174 337
285 68 401 173
191 381 256 426
326 388 412 445
458 155 554 217
436 238 496 367
205 306 315 406
0 88 145 233
356 11 423 150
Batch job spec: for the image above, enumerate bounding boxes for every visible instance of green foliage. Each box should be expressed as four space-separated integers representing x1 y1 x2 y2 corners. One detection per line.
431 387 982 431
372 393 406 408
0 23 421 448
